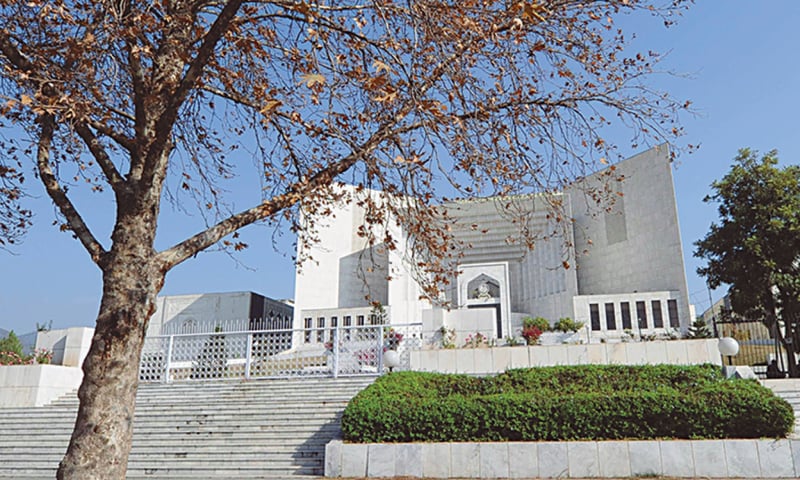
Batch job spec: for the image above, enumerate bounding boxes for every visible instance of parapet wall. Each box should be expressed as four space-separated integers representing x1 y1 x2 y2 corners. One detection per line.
410 338 721 374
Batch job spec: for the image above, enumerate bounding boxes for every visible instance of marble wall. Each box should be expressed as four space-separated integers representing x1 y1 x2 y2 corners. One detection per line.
327 438 800 478
0 364 83 407
409 338 722 374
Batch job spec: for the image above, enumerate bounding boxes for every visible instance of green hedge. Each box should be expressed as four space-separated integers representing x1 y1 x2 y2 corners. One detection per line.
341 366 794 442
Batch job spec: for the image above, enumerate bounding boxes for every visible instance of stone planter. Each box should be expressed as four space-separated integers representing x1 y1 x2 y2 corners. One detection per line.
539 331 580 345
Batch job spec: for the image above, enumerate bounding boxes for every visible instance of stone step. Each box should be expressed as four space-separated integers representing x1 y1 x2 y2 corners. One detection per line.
0 428 342 441
0 427 342 440
0 421 342 432
1 476 324 480
0 466 325 478
0 410 345 423
1 417 343 427
132 383 372 395
4 403 348 414
48 390 365 401
2 405 352 418
1 453 325 464
0 377 370 479
0 443 329 454
0 441 336 452
0 431 340 441
46 396 360 409
44 379 372 397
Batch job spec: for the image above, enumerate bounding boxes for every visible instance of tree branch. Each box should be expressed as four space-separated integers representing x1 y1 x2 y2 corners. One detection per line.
0 29 33 70
74 123 127 195
36 115 106 264
144 0 245 175
125 36 147 159
156 117 407 269
87 118 136 152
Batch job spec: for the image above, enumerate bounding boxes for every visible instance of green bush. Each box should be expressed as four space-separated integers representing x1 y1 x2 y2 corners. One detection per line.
522 316 551 332
341 366 794 442
553 317 584 333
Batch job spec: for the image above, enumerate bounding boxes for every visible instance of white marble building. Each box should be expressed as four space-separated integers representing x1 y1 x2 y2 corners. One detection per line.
293 145 692 343
147 291 293 337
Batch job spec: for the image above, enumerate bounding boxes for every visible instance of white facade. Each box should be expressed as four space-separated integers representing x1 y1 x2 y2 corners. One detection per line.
293 145 692 342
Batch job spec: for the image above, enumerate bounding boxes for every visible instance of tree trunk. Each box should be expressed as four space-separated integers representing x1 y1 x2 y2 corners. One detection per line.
57 249 164 479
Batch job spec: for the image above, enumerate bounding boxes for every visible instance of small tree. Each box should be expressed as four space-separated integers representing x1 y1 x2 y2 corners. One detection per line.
687 318 712 339
695 149 800 376
0 330 23 354
0 331 26 365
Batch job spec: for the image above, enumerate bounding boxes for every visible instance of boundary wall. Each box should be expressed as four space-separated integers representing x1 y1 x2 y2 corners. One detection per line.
326 438 800 478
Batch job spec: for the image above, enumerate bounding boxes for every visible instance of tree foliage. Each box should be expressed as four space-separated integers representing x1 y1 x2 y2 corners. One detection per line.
694 149 800 369
0 154 30 248
0 1 691 478
0 330 24 356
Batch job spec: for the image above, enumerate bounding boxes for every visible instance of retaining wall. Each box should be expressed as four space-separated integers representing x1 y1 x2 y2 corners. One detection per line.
326 438 800 478
0 364 83 407
409 338 721 374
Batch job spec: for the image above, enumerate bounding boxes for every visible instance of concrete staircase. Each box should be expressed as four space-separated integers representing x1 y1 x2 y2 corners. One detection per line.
0 376 373 479
765 378 800 437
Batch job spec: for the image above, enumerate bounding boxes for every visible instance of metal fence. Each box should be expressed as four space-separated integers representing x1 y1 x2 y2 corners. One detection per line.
139 323 423 383
714 318 789 376
160 316 293 336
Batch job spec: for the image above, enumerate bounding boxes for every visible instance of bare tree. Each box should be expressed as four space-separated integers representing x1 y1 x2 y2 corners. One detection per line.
0 0 690 478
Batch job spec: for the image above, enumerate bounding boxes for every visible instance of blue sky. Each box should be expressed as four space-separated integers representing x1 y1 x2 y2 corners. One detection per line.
1 1 799 333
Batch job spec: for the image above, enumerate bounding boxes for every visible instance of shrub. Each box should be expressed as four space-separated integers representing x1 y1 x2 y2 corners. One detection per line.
522 316 551 332
341 366 794 442
0 351 28 366
553 317 584 333
521 326 542 345
32 348 53 364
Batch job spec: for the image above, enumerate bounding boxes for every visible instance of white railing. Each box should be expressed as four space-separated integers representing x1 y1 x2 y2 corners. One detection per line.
139 323 423 383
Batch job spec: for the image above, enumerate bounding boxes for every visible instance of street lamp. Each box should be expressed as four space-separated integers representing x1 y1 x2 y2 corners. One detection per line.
718 337 740 366
384 350 401 373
